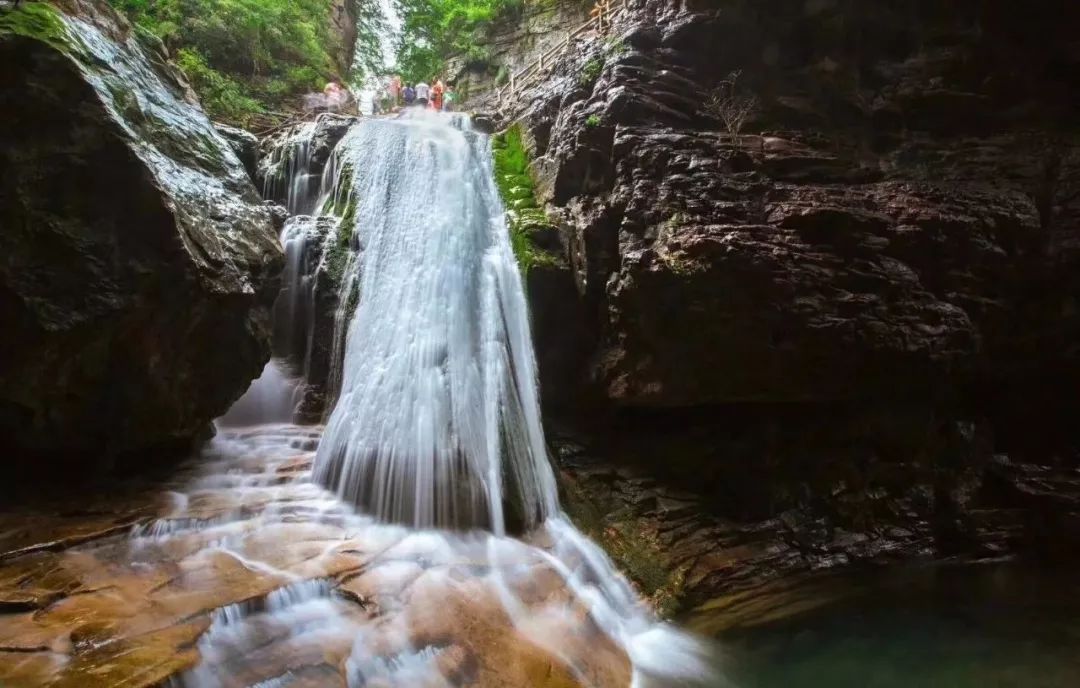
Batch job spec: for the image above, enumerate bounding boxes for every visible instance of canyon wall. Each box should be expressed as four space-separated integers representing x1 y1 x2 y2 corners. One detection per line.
494 0 1080 612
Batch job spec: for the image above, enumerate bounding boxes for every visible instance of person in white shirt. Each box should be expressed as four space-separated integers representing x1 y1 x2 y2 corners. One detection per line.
358 90 375 116
415 82 430 106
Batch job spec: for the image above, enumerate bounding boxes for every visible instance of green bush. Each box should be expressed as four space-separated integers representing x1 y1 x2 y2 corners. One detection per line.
585 114 601 127
579 57 604 86
174 48 264 123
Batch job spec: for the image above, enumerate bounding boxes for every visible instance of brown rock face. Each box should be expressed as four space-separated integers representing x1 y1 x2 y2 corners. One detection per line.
329 0 359 76
521 0 1080 418
502 0 1080 569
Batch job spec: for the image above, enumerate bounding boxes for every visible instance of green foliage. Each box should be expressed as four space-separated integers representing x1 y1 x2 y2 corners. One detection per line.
492 125 558 275
604 37 627 56
579 56 603 85
0 2 71 51
107 0 384 123
585 113 601 127
175 48 264 123
393 0 521 83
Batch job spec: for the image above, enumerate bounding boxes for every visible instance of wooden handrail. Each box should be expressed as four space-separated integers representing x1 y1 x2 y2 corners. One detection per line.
494 0 627 114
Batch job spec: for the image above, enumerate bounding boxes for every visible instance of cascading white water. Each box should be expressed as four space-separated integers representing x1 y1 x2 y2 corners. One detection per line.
262 121 323 215
313 112 558 533
224 128 356 428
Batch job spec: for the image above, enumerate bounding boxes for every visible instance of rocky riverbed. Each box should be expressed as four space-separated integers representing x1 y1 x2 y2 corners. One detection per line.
0 425 635 688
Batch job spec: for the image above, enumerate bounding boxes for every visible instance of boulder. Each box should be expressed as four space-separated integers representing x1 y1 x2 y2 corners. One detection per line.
214 122 260 180
0 1 283 468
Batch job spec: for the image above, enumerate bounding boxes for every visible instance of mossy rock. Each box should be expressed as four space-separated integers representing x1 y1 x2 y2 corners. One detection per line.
510 197 538 211
0 2 72 52
505 185 535 202
492 123 564 275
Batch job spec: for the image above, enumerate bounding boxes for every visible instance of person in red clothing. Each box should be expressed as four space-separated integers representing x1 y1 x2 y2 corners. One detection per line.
431 79 445 112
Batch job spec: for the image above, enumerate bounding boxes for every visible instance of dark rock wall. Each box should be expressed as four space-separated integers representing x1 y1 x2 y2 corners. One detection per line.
0 1 283 469
330 0 360 77
503 0 1080 562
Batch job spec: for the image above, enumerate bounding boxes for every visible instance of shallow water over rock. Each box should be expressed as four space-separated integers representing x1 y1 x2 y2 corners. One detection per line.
0 424 716 687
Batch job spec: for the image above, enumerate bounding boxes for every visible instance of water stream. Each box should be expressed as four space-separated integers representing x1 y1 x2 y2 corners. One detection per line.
172 111 717 686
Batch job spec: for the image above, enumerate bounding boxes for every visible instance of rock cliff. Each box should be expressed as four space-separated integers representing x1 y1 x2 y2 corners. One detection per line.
493 0 1080 610
0 0 283 471
330 0 360 76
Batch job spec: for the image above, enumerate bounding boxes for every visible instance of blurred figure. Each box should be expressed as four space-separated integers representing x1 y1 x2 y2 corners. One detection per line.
358 89 375 116
415 81 430 107
323 81 348 112
443 85 456 111
389 75 402 107
403 84 416 107
432 79 445 111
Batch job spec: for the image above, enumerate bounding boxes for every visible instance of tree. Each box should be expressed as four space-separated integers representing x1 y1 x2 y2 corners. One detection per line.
393 0 522 83
108 0 386 123
705 70 759 142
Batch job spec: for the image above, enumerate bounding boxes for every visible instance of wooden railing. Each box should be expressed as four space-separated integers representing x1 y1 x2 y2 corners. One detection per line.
495 0 627 114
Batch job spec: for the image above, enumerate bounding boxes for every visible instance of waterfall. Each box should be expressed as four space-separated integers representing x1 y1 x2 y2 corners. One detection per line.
261 121 323 215
313 112 558 533
223 121 358 428
196 111 717 687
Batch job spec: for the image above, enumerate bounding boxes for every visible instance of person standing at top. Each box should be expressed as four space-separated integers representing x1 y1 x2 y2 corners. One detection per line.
443 85 456 112
389 75 402 107
358 89 375 117
415 81 430 107
323 81 344 111
431 79 445 112
403 84 416 107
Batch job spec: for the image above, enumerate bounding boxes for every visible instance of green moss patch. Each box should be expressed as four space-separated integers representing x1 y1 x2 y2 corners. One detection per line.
321 163 358 287
561 475 689 618
491 124 560 276
0 2 72 52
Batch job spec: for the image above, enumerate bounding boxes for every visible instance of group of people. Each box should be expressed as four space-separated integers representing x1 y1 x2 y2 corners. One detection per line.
386 76 455 112
311 75 460 117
